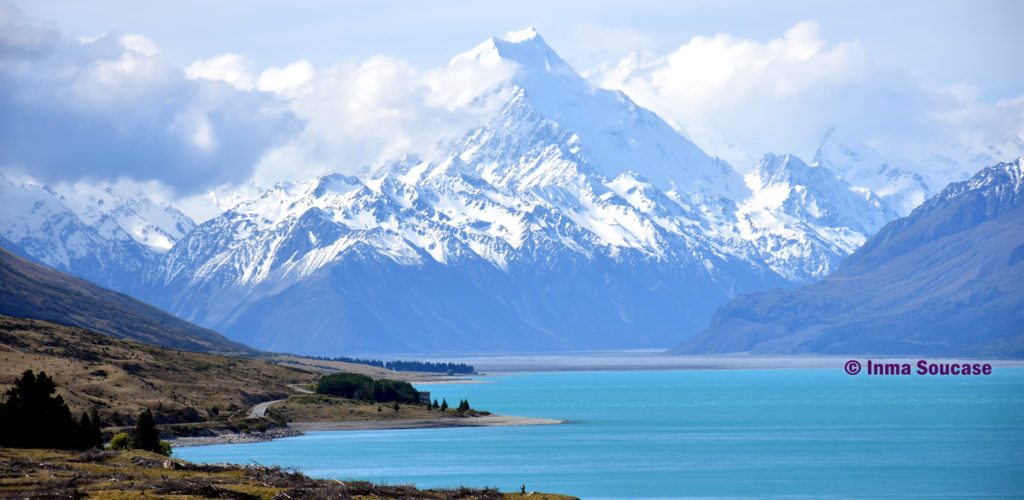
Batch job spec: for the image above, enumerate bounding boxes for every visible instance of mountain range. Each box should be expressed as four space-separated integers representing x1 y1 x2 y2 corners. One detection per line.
674 159 1024 356
0 28 992 355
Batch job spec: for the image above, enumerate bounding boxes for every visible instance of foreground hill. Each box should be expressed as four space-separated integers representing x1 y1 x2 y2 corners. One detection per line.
674 159 1024 357
0 247 250 354
0 449 576 499
0 316 314 425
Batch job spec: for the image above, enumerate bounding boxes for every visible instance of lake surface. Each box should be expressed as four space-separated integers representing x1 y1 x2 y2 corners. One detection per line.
176 368 1024 498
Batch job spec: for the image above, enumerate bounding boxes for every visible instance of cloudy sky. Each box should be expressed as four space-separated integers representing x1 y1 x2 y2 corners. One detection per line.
2 0 1022 220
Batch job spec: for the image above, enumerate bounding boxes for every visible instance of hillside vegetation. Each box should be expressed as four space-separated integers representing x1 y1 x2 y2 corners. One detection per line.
0 316 316 426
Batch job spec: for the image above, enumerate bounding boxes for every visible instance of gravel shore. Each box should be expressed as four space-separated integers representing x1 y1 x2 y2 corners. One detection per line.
169 415 566 447
289 414 567 432
168 426 303 447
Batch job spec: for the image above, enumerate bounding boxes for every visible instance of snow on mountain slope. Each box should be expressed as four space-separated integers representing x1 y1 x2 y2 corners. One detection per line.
59 184 196 253
735 153 898 279
400 28 749 200
813 128 931 216
0 173 153 291
0 173 196 292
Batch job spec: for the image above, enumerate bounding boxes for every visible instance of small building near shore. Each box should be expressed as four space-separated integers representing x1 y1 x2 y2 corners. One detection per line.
417 391 431 404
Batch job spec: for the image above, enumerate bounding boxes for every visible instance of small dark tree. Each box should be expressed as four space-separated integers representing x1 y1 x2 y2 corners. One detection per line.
432 399 439 409
392 402 400 412
458 399 470 411
74 411 102 450
440 398 448 412
88 407 103 448
0 370 76 449
132 409 162 454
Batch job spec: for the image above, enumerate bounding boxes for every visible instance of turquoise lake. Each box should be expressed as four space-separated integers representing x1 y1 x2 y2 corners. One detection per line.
176 368 1024 498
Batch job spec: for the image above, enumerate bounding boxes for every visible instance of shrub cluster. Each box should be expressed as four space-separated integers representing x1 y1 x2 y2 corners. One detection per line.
315 373 420 403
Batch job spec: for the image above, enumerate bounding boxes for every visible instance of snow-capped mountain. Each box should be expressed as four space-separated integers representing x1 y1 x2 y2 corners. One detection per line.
1 29 911 354
427 28 749 200
0 173 194 291
129 30 899 354
736 153 898 279
58 183 196 253
813 128 931 216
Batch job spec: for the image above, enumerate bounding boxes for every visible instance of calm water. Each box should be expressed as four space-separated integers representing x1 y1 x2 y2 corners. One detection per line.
176 368 1024 498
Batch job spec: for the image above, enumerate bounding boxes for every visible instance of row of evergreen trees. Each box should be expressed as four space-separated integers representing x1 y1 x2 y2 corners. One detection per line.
311 356 475 374
426 398 472 412
0 370 168 455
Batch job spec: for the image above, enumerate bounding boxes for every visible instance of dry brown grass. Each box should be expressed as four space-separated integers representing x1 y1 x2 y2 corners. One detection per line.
0 448 578 499
0 316 318 426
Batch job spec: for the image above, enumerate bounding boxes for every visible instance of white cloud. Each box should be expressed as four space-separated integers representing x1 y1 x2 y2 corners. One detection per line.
0 5 301 195
569 22 654 72
249 53 514 187
185 53 255 90
257 59 314 97
119 33 160 56
592 20 1024 181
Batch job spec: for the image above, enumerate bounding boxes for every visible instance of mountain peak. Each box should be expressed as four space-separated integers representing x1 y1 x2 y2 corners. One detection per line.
451 27 578 83
503 26 540 43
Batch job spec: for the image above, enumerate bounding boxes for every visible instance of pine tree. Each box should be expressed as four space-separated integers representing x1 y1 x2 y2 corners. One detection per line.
74 412 93 449
440 398 448 411
132 409 161 454
0 370 76 449
432 399 439 409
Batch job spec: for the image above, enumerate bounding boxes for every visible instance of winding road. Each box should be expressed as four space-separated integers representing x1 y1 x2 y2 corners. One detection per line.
247 399 285 418
247 384 314 419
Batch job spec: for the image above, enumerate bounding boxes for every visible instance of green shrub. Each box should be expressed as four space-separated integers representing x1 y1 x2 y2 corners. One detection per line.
109 432 132 450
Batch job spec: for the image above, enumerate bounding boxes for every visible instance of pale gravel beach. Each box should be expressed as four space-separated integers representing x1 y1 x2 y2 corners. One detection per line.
170 415 566 447
170 426 303 447
289 415 567 432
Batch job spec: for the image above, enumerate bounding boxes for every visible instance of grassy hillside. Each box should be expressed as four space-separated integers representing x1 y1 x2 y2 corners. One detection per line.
0 315 316 425
0 247 250 354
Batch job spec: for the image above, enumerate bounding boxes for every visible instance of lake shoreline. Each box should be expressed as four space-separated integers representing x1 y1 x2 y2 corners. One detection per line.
445 354 1024 374
170 414 566 447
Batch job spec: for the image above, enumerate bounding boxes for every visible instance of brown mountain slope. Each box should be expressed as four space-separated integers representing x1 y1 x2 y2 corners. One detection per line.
0 315 316 425
0 246 251 354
